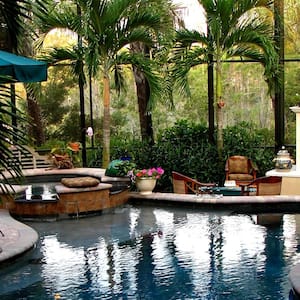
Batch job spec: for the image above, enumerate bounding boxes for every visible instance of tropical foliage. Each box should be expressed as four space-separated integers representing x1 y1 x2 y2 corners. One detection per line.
0 0 46 190
37 0 172 167
89 120 275 191
1 0 300 188
171 0 279 157
0 86 28 192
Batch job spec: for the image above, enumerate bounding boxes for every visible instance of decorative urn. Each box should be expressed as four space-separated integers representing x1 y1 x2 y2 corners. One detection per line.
273 146 294 171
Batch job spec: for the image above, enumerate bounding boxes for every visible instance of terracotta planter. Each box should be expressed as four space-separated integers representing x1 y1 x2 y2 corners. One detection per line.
136 178 157 195
68 142 80 152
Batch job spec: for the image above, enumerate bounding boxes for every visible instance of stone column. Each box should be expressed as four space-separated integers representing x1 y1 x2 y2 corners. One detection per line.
290 106 300 171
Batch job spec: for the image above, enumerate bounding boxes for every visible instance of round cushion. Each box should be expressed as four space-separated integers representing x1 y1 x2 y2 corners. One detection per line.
61 177 100 188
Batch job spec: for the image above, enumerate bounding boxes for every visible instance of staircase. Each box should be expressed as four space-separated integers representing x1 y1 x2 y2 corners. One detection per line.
7 145 52 170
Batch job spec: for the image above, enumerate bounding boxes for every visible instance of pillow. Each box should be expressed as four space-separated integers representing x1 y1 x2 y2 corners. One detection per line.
61 177 100 188
229 158 248 174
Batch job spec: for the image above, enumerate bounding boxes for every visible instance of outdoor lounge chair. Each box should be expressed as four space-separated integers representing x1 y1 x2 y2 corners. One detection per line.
172 171 216 194
225 155 257 186
240 176 282 196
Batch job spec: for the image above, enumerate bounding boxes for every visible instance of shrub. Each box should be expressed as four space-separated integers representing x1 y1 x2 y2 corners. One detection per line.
223 122 275 177
85 120 277 191
152 120 221 190
128 121 274 191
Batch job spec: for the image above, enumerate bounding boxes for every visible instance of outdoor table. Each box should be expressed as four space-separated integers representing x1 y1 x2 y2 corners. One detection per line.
213 186 242 196
200 186 256 196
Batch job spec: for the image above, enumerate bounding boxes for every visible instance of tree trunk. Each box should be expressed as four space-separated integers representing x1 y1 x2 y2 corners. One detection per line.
208 55 215 144
133 66 154 144
131 42 154 144
25 84 45 146
274 0 285 152
215 59 224 159
102 74 111 168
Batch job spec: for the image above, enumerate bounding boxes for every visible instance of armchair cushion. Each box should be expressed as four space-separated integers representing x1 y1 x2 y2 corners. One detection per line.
228 174 254 181
229 158 249 174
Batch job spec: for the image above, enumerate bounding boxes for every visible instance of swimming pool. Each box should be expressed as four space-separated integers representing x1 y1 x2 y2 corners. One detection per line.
0 204 298 299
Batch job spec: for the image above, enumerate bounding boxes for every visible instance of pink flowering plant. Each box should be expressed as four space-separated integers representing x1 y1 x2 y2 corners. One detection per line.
128 167 164 182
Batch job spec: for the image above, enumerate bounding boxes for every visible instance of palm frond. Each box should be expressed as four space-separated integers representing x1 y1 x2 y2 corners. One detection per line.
116 51 162 109
171 46 207 97
0 84 29 193
119 29 154 49
175 29 208 47
0 0 47 51
36 5 79 36
113 64 127 95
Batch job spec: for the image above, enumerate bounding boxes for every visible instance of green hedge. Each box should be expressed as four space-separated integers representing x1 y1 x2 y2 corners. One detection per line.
89 120 276 191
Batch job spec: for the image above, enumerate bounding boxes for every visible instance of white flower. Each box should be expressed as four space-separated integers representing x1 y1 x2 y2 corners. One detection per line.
86 127 93 137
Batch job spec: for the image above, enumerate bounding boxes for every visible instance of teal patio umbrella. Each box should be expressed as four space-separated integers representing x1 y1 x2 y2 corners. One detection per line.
0 50 48 141
0 50 47 83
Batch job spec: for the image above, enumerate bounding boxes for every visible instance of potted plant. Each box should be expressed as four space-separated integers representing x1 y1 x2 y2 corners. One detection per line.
105 160 136 177
50 142 81 169
129 167 164 195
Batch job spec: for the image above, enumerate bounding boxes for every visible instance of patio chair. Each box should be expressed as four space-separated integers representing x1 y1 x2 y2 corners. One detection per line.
172 171 216 194
225 155 257 186
240 176 282 196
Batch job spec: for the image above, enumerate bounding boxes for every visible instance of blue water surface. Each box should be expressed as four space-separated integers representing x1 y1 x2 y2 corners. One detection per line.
0 204 299 299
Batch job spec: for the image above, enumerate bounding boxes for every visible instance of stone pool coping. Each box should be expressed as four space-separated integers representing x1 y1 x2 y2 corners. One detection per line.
55 182 112 194
0 167 129 183
128 192 300 213
1 167 105 179
0 209 38 264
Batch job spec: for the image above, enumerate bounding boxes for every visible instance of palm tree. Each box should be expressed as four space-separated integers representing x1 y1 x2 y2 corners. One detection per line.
172 0 278 158
38 0 167 167
0 0 29 52
130 0 174 145
82 0 171 167
131 42 154 144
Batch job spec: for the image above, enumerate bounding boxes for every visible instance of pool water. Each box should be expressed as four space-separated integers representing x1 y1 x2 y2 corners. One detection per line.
0 205 299 299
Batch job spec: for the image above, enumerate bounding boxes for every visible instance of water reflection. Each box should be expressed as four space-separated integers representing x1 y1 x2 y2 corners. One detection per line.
22 183 58 201
0 206 299 299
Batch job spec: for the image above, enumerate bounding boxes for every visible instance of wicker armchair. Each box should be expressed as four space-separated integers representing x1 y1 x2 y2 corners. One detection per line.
172 171 216 194
225 155 257 186
240 176 282 196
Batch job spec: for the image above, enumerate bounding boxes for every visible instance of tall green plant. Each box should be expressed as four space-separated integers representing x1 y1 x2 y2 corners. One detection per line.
38 0 168 168
223 122 274 176
172 0 278 158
